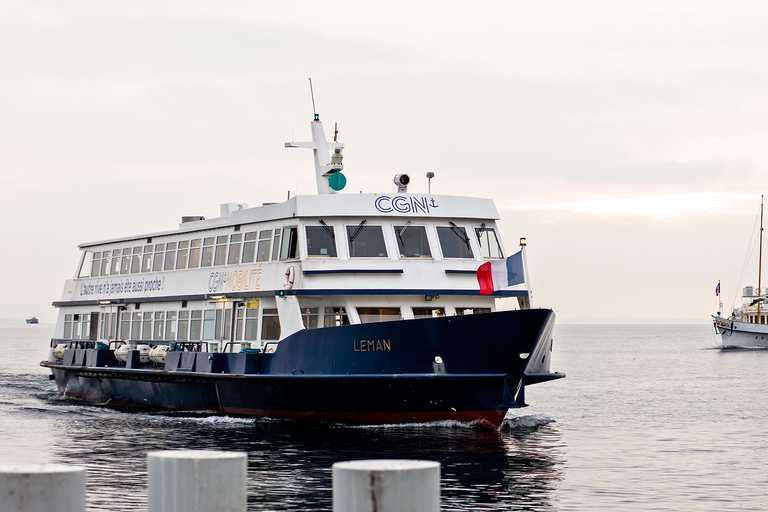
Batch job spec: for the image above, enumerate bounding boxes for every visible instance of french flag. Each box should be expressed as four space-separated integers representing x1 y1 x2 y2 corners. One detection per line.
477 251 525 295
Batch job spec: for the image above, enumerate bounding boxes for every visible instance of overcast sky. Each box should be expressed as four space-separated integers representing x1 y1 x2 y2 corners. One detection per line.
2 0 768 323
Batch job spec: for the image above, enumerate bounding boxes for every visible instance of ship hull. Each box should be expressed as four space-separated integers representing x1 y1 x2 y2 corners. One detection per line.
43 309 562 428
713 316 768 349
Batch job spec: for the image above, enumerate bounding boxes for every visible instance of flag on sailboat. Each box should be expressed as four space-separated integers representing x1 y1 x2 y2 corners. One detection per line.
715 281 720 296
477 251 525 295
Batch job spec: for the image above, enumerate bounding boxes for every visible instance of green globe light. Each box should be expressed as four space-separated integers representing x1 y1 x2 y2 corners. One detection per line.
329 171 346 191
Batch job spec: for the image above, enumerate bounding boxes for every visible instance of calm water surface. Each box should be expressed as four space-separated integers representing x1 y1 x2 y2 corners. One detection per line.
1 323 766 511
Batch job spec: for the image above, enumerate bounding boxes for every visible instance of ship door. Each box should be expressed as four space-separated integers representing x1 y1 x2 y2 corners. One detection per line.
88 312 99 341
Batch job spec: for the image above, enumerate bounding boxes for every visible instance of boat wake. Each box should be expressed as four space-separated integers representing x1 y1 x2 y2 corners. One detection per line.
501 413 555 432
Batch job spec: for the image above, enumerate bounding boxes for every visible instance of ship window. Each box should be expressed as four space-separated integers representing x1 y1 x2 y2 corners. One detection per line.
201 237 215 267
79 253 92 278
131 312 141 339
347 223 388 258
455 308 492 315
202 310 216 340
142 245 153 273
176 241 189 269
80 314 91 340
413 307 445 319
301 307 319 329
272 229 282 260
257 230 272 262
152 244 164 272
242 232 258 263
475 226 503 259
120 248 131 275
165 311 177 340
111 249 121 275
71 315 81 339
228 234 242 265
261 309 281 340
177 311 189 340
214 236 228 266
142 312 152 340
357 307 402 324
154 312 165 340
306 225 337 257
119 311 130 340
63 314 73 339
394 224 431 258
324 307 350 327
437 224 473 259
189 311 203 340
100 251 110 276
188 239 202 268
91 252 101 277
280 227 299 260
131 247 142 274
164 242 177 270
245 308 259 341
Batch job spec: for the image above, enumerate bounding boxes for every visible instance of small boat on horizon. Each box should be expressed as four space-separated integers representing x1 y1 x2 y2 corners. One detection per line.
26 317 39 324
713 195 768 349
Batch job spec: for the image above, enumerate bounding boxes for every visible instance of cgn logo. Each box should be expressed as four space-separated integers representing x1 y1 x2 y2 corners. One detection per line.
374 195 439 214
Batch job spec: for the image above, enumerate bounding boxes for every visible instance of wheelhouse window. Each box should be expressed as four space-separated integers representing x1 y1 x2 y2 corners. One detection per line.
280 227 299 260
347 222 388 258
306 224 337 257
101 251 111 276
413 307 445 319
437 224 473 259
324 307 350 327
357 307 402 324
394 224 431 258
80 252 94 278
475 226 503 259
261 309 281 340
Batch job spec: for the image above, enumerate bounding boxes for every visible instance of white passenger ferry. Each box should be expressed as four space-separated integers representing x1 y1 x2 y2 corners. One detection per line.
42 112 564 428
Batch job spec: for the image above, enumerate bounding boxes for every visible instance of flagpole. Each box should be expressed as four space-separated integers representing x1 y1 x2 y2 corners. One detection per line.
519 238 532 309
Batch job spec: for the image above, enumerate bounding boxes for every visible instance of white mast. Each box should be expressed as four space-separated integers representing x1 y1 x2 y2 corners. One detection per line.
285 115 345 194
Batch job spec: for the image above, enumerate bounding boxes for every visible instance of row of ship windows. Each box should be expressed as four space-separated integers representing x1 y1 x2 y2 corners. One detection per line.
62 306 492 343
79 223 503 278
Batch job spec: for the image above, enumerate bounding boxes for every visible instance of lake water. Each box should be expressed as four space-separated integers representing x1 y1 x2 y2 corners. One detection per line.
1 323 766 511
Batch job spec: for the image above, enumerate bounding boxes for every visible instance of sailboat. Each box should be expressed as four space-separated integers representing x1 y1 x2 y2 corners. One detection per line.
713 195 768 348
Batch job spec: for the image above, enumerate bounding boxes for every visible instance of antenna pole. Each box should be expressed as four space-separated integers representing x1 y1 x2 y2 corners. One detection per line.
309 78 317 117
759 195 764 321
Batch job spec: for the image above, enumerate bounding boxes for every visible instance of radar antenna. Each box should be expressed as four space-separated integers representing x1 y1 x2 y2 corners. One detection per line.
309 78 317 118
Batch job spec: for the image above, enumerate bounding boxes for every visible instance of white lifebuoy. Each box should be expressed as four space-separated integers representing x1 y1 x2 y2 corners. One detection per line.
284 265 295 289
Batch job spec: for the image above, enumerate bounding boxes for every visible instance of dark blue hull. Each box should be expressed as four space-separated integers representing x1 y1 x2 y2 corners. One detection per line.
43 309 563 428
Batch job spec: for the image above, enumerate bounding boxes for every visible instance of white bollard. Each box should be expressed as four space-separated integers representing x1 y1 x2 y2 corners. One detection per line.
333 459 440 512
0 464 86 512
147 450 247 512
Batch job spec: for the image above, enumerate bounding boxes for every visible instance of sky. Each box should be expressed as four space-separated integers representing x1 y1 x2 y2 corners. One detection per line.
2 0 768 323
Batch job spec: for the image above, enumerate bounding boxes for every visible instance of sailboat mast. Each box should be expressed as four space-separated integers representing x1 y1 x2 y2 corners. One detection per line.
758 195 764 322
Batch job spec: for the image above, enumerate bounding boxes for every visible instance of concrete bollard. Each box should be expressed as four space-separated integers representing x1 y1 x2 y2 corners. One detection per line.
332 459 440 512
0 464 86 512
147 450 247 512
